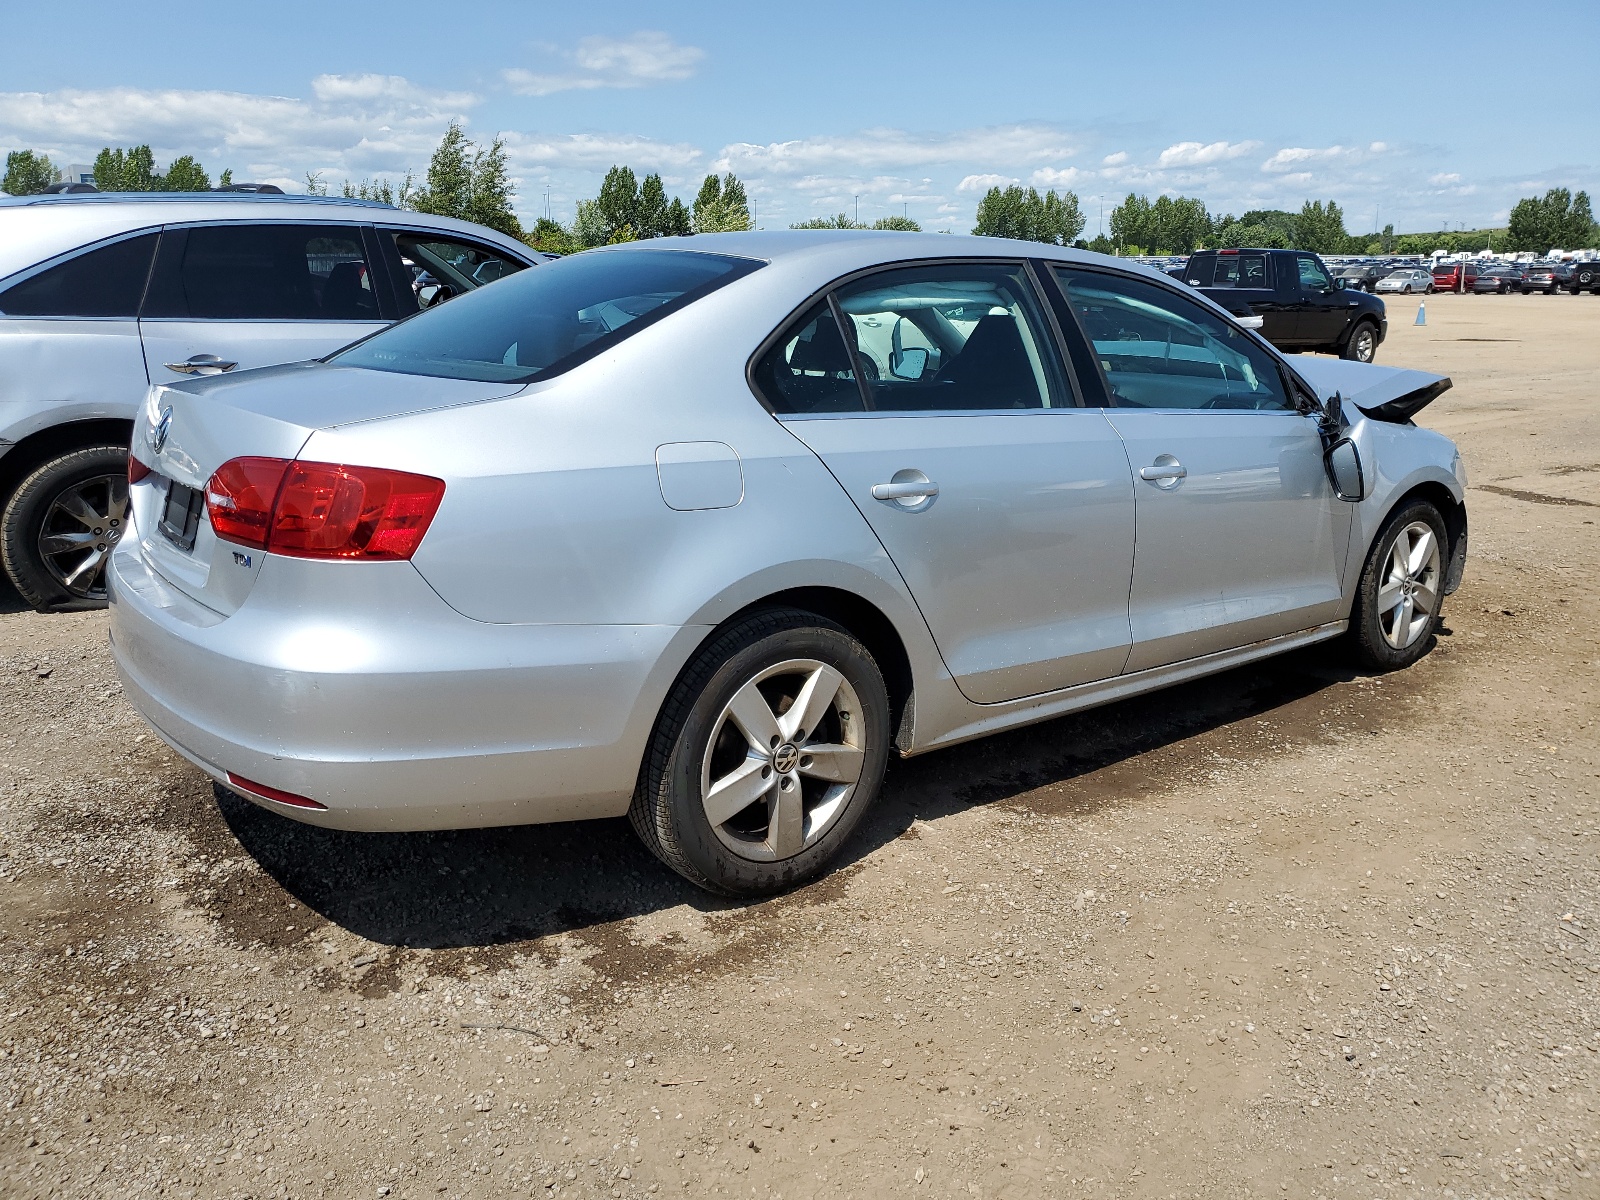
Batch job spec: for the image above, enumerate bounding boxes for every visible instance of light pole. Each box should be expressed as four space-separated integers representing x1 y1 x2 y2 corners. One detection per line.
854 194 859 226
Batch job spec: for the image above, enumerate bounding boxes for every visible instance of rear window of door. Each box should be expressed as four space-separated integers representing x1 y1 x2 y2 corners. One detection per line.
142 224 379 320
1053 267 1292 411
829 263 1068 411
382 232 530 314
0 233 159 317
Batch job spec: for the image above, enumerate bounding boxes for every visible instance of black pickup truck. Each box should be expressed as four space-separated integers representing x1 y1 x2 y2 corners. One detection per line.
1180 248 1389 361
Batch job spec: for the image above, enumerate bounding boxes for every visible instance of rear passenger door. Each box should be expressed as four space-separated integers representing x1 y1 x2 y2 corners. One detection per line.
1196 252 1294 345
760 262 1137 703
137 223 392 383
371 229 532 315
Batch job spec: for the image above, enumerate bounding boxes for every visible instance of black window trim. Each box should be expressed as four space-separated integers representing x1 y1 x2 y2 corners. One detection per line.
0 225 162 319
1046 260 1319 415
746 255 1088 420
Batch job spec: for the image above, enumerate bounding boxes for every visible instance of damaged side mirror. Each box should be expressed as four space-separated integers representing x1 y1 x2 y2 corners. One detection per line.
1325 437 1368 502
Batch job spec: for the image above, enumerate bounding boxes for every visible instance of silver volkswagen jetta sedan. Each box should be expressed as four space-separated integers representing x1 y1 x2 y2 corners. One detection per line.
108 232 1468 895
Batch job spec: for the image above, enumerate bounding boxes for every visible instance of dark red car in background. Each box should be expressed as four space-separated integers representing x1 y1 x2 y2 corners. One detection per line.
1431 261 1481 292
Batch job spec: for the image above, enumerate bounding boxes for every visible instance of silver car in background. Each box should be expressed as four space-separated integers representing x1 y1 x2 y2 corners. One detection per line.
109 233 1469 895
1375 268 1435 295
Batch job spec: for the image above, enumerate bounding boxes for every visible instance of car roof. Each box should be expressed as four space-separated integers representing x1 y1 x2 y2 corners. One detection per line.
0 192 537 283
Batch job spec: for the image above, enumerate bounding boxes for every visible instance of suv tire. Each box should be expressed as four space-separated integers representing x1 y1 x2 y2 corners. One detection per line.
1 445 130 611
629 608 891 896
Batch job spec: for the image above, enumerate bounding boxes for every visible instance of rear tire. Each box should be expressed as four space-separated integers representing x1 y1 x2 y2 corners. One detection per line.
629 608 891 896
1 445 129 612
1348 499 1449 672
1340 320 1379 362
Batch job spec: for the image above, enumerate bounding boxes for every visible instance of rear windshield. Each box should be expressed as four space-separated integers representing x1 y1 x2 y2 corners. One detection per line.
332 248 761 383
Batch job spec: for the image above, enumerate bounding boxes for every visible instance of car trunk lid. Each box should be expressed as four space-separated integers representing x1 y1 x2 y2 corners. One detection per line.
130 361 523 615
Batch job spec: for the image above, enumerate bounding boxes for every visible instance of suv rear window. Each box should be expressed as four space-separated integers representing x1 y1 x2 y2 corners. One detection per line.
333 248 761 383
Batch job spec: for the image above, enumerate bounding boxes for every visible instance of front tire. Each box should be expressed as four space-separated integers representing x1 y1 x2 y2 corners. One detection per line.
629 609 891 896
1 445 130 612
1348 499 1448 672
1341 320 1379 362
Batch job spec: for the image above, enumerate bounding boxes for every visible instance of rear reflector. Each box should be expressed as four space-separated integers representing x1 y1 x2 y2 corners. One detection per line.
204 457 445 560
128 455 153 484
225 772 326 810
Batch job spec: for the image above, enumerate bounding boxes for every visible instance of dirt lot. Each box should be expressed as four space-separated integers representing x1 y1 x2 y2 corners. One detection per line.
1 291 1596 1200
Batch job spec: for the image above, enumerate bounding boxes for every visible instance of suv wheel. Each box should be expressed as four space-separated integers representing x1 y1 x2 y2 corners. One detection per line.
1 446 130 611
629 608 891 896
1340 320 1379 362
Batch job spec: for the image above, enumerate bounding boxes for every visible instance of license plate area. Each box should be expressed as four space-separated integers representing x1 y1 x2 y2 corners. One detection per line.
157 480 205 552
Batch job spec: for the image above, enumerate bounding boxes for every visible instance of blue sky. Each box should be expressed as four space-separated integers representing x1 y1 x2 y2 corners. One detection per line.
4 0 1596 233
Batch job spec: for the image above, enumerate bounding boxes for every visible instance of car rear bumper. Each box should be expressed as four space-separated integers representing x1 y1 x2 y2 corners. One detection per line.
107 540 700 832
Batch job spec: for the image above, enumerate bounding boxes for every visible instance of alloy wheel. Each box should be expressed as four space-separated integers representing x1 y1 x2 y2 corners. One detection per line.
37 473 128 600
1351 326 1376 362
699 659 866 862
1376 520 1441 650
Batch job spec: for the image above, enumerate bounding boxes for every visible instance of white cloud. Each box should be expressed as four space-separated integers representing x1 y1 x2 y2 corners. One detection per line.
501 130 702 172
1428 172 1462 186
1102 151 1129 166
713 124 1079 175
0 76 476 184
958 172 1017 192
1031 166 1089 188
1261 144 1356 172
1157 140 1259 168
503 32 704 96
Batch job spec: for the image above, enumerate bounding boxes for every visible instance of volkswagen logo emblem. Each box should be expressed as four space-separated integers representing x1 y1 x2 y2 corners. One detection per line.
771 742 800 774
152 406 173 455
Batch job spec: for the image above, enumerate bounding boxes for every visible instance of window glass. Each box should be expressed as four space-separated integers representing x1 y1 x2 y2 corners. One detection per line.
1296 255 1333 291
831 264 1064 411
0 233 158 317
1209 253 1269 289
1182 256 1215 286
1054 267 1292 411
752 303 864 414
389 233 529 313
333 248 759 383
142 224 376 320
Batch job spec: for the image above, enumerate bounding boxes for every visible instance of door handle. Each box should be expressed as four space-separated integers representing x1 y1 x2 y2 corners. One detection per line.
871 470 939 508
1139 457 1187 490
164 354 238 375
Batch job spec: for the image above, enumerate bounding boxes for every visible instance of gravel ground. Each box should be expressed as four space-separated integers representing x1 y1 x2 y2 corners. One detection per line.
1 292 1596 1199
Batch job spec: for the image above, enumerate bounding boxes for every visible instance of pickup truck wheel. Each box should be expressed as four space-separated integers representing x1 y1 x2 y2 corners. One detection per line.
1340 320 1379 362
1 446 129 612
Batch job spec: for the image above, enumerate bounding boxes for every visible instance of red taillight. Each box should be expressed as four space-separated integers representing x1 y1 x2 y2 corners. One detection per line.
226 772 326 810
203 457 445 561
205 457 291 551
129 454 153 484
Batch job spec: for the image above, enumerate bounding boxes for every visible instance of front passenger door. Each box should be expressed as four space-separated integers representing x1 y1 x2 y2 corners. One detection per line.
1053 266 1351 672
138 223 391 382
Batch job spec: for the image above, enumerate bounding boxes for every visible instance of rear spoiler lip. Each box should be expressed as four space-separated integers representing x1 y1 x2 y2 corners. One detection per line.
1354 377 1452 423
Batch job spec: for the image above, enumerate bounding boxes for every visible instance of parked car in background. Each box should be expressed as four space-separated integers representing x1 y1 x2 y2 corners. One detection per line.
1431 261 1481 293
1472 266 1524 294
1376 268 1435 295
1520 264 1562 294
109 231 1468 895
1181 248 1388 360
0 192 541 610
1337 263 1389 292
1567 262 1600 295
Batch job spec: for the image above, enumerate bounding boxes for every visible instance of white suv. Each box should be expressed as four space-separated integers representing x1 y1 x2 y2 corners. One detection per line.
0 192 542 609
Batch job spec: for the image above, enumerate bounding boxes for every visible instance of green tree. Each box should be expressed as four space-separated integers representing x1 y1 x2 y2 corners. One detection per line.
572 199 611 248
93 145 158 191
1107 193 1152 251
157 155 210 191
791 212 867 229
872 215 921 231
692 173 752 233
411 123 474 219
523 216 582 256
635 173 669 238
2 150 55 195
1507 188 1597 253
218 168 234 188
665 196 693 236
595 166 641 239
465 136 520 237
1295 200 1350 254
973 186 1083 244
